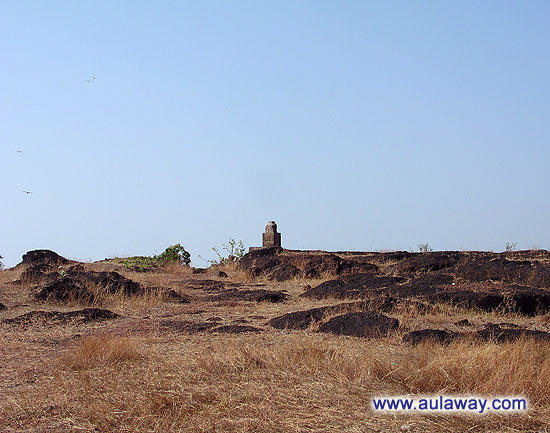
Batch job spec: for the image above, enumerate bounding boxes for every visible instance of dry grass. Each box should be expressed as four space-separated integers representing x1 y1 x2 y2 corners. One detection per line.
2 256 550 432
2 332 549 432
63 335 142 370
161 263 197 275
89 284 172 310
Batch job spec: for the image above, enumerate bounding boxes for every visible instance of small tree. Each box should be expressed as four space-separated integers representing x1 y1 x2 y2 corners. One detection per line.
201 238 246 266
418 243 433 253
156 244 191 266
505 242 518 252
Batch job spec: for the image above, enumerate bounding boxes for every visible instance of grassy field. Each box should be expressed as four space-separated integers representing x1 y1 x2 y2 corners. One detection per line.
1 262 549 432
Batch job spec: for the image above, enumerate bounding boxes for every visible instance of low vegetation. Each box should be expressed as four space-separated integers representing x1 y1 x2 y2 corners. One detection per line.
201 238 246 266
64 335 142 370
111 244 191 271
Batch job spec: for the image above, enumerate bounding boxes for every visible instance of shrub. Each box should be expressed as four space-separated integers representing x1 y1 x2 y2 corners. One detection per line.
418 243 433 253
201 238 246 266
112 244 191 271
155 244 191 266
505 242 518 252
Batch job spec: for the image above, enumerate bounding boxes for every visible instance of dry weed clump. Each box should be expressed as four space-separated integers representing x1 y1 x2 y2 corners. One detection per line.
64 335 142 370
89 284 170 309
161 262 196 275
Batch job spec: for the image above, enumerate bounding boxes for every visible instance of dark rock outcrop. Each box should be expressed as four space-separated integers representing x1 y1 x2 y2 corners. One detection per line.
185 280 226 291
301 274 405 299
269 303 366 330
403 326 550 345
456 257 550 288
34 278 95 302
386 252 462 276
207 289 288 303
476 328 550 342
164 289 191 303
238 248 378 281
70 268 143 296
32 266 144 303
427 289 550 316
0 303 6 311
160 320 217 333
317 312 398 338
455 319 471 327
210 325 261 333
19 264 59 284
402 329 458 345
20 250 71 267
3 308 119 325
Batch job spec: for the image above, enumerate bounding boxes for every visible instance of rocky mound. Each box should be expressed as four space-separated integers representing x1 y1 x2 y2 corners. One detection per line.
269 303 363 330
30 266 144 303
160 320 217 333
238 248 379 281
385 252 462 275
477 327 550 343
455 257 550 288
317 312 398 338
402 329 457 345
19 264 60 284
301 274 405 299
210 325 262 333
403 325 550 345
19 249 71 267
184 280 227 291
207 289 288 303
3 308 119 325
427 289 550 316
34 277 95 302
163 289 191 304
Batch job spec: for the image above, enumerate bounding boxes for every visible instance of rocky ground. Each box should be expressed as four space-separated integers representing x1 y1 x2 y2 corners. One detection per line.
1 248 549 432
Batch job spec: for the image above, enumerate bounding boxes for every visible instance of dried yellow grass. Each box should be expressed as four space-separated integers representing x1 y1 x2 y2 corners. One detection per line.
64 335 142 370
3 333 548 433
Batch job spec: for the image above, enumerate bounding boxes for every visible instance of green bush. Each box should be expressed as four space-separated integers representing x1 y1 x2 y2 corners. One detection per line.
112 244 191 271
155 244 191 266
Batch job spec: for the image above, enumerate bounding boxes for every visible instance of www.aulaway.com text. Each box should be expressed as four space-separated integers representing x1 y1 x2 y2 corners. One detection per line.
372 395 527 414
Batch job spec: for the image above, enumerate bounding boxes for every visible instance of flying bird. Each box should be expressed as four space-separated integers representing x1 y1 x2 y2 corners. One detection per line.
17 150 22 153
85 75 97 83
22 191 32 194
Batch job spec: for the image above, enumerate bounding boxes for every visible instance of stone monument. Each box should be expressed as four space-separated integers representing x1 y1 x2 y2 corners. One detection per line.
262 221 281 248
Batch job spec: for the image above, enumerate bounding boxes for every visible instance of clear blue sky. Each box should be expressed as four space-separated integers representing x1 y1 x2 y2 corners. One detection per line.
2 1 549 267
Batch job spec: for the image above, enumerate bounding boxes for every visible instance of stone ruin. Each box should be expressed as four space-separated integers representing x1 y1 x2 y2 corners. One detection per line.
263 221 281 248
249 221 282 252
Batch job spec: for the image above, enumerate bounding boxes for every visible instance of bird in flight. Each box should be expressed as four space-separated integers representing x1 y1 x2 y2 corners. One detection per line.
22 191 32 194
85 75 97 83
17 150 22 153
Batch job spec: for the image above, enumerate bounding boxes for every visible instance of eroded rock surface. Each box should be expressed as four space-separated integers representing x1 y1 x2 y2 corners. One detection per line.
317 312 398 338
3 308 119 325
